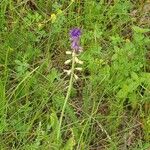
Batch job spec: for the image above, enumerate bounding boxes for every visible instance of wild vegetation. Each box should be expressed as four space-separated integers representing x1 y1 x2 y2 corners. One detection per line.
0 0 150 149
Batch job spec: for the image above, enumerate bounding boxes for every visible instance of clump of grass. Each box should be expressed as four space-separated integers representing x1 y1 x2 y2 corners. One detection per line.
0 0 150 149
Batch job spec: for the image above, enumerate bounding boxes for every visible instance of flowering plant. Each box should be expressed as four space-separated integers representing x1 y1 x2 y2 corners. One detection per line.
64 28 83 79
57 28 83 141
70 28 82 53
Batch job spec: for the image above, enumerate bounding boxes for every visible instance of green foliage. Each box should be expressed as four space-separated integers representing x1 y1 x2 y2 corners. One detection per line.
0 0 149 149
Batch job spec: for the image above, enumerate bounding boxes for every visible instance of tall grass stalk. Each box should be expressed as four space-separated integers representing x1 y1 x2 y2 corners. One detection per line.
57 52 76 142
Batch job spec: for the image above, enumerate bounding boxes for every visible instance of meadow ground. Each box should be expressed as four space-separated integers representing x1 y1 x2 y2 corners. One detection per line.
0 0 150 149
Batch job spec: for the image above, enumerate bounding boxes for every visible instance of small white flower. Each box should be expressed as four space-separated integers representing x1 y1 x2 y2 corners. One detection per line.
75 67 82 71
75 57 83 64
66 51 72 55
64 69 71 75
74 74 79 80
64 59 72 65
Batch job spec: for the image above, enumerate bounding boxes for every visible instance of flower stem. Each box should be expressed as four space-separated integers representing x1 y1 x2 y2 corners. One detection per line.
57 52 76 142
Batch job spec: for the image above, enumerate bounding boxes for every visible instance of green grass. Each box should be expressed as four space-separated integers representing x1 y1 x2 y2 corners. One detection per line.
0 0 150 149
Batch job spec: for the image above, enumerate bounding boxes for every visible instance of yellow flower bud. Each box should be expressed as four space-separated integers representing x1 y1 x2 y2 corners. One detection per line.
51 13 57 23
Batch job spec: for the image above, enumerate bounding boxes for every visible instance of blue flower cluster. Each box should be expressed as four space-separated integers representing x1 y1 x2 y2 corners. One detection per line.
70 28 82 53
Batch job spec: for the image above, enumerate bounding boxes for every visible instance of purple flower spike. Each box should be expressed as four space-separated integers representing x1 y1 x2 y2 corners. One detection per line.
70 28 81 38
70 28 82 53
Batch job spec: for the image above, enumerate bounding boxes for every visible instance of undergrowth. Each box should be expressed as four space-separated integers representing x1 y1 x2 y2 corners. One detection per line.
0 0 150 149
